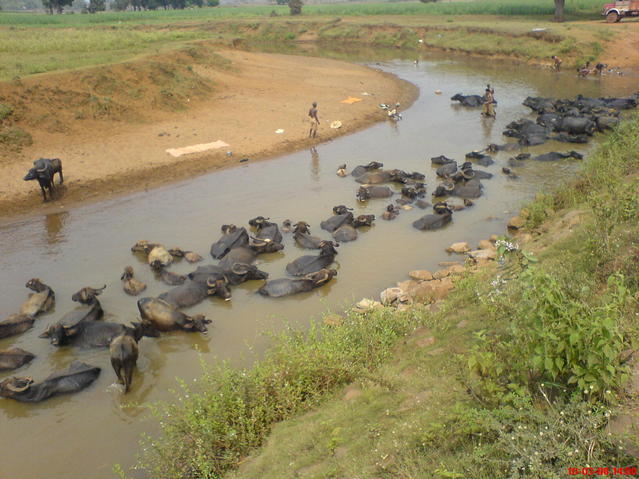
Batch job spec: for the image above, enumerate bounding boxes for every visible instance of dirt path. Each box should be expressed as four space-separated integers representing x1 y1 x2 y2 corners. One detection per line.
597 21 639 68
0 49 417 220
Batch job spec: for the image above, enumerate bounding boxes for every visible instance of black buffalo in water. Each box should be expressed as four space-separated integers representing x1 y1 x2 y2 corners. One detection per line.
258 269 337 298
159 277 231 308
137 297 211 333
188 263 268 286
0 348 35 371
40 285 105 345
465 151 494 167
504 119 550 146
413 202 453 231
320 211 354 233
121 266 147 296
218 246 257 269
431 155 456 165
382 204 400 220
21 278 55 318
0 361 100 403
46 320 159 349
286 241 339 276
150 261 187 286
353 214 376 227
485 143 521 153
533 151 583 162
332 225 358 243
23 158 63 202
110 325 151 393
356 185 394 202
248 216 283 244
210 225 249 259
451 93 485 108
293 221 325 249
351 161 384 178
436 161 457 178
0 314 35 339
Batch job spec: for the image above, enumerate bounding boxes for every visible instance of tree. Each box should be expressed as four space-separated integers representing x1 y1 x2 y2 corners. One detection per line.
554 0 565 22
288 0 301 15
88 0 105 12
42 0 74 13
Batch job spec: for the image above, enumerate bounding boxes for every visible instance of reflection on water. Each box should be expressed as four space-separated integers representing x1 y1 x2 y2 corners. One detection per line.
0 48 637 479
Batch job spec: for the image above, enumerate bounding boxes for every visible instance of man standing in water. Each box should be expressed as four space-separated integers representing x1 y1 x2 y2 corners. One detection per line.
308 102 319 138
552 55 563 71
482 84 496 119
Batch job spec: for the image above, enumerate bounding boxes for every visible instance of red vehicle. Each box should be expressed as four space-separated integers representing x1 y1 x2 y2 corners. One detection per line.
602 0 639 22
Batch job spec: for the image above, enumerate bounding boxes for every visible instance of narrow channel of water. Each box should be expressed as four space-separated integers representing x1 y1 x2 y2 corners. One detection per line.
0 50 635 479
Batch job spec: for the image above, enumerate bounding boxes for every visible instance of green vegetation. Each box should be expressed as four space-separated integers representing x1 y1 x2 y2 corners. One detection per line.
130 114 639 478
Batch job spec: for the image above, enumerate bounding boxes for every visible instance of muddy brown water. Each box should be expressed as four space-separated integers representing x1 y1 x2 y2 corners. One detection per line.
0 51 637 479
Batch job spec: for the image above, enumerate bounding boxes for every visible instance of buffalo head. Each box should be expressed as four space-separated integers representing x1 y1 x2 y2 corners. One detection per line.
72 285 106 304
206 278 232 301
353 214 375 227
332 205 353 216
129 321 160 341
230 263 268 281
318 241 339 256
0 376 33 398
356 186 370 202
305 268 337 287
293 221 311 234
25 278 47 292
248 216 271 228
221 224 237 234
187 314 212 333
23 168 38 181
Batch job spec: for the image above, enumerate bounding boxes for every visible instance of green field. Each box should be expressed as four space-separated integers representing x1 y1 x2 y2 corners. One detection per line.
0 0 605 25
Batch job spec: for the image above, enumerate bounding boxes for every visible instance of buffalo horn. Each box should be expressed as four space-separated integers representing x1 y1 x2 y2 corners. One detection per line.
5 377 32 393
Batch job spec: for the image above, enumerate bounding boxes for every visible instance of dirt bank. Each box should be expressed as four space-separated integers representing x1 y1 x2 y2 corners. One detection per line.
0 47 417 220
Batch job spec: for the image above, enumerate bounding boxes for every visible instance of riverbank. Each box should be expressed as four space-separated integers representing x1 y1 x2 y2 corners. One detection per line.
134 112 639 478
0 47 416 220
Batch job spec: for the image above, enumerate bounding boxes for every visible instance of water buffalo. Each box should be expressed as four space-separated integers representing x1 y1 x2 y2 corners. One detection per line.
0 361 100 403
137 297 212 333
258 269 337 298
595 116 620 131
320 212 354 233
431 155 456 165
150 261 187 286
533 151 583 162
336 164 347 177
47 320 159 349
504 119 550 146
436 161 457 178
131 241 173 267
293 222 325 249
523 96 556 113
357 185 393 202
452 178 483 199
168 248 203 263
249 216 283 244
0 314 35 339
218 246 257 269
412 203 453 231
332 205 353 216
332 225 358 242
286 241 339 276
557 116 595 136
281 219 293 233
401 185 425 200
23 158 63 202
351 161 383 178
159 278 231 308
210 225 249 259
552 132 589 144
353 214 375 227
121 266 147 296
249 237 285 255
39 285 105 345
21 278 55 317
465 151 494 167
485 143 521 153
451 93 485 108
0 348 35 371
110 325 152 393
188 263 268 286
382 204 400 220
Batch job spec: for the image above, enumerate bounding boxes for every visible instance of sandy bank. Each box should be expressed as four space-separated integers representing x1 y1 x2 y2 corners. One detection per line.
0 49 417 220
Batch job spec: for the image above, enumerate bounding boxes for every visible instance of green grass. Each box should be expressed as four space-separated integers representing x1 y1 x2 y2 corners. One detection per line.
0 0 605 26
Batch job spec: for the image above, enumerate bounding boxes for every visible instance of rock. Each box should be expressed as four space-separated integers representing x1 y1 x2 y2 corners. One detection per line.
324 314 344 327
354 298 383 313
520 208 530 219
343 386 362 401
446 242 470 254
507 216 525 230
446 264 466 275
468 249 497 261
432 268 452 280
380 287 410 305
398 279 420 291
408 277 454 302
489 234 499 242
438 261 460 267
478 240 495 250
456 319 469 329
408 270 433 281
415 336 436 348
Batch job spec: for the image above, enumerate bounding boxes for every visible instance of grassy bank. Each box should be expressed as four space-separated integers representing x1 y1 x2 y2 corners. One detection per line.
0 0 618 81
129 114 639 478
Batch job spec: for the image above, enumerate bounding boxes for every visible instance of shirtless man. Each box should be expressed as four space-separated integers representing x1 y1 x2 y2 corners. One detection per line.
551 55 562 71
308 102 319 138
482 84 496 118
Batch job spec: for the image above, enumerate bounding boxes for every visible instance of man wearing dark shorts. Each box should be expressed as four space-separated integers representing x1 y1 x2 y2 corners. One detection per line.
309 102 319 138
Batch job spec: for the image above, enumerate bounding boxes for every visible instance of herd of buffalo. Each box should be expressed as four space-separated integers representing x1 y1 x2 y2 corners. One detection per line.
3 92 637 403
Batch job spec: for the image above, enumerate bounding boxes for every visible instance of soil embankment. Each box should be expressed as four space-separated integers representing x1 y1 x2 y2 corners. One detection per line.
0 47 416 219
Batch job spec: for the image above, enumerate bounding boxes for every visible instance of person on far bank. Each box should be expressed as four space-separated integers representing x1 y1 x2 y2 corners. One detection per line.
308 102 319 138
482 84 496 119
552 55 562 71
